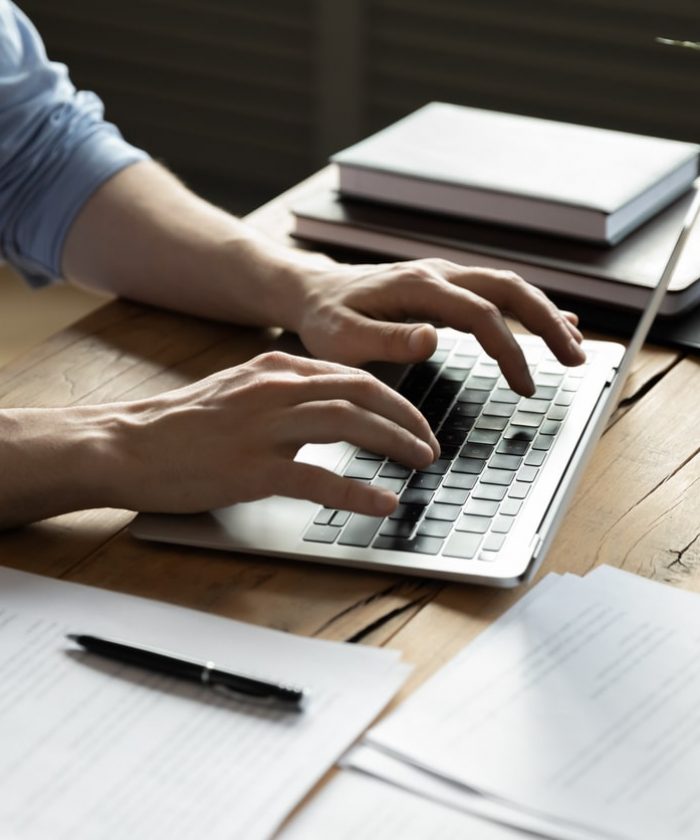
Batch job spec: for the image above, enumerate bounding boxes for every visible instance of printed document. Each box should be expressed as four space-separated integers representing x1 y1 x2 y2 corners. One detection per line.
0 567 409 840
366 567 700 840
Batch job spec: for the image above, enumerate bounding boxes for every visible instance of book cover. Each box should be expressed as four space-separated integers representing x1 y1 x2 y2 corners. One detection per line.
332 103 699 244
292 186 700 316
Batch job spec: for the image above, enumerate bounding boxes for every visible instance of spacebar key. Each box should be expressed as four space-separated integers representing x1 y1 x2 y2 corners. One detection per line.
338 514 384 547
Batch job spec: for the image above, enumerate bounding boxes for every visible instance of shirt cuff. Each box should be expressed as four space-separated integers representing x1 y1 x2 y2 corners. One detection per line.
6 128 149 288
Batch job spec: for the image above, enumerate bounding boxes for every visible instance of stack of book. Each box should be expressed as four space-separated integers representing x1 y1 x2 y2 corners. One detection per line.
292 102 700 318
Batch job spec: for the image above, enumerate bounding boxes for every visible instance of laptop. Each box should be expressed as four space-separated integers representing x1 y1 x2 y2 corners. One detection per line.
131 188 700 587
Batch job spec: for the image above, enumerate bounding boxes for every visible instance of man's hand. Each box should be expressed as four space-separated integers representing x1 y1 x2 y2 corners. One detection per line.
0 352 440 529
295 258 585 397
64 163 582 399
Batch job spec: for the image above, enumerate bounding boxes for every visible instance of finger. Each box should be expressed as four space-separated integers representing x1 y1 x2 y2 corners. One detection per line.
282 371 439 456
443 270 586 367
383 277 535 394
283 400 436 468
278 461 398 516
561 310 580 326
327 309 438 365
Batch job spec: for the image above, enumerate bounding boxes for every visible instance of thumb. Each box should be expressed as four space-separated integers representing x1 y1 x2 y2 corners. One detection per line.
340 313 438 364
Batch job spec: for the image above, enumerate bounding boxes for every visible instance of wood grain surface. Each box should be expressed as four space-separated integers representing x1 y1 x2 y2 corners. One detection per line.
1 167 697 721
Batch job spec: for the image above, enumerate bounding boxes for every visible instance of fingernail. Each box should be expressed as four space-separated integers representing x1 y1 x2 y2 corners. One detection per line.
569 337 586 362
415 439 435 465
372 490 397 516
408 325 430 355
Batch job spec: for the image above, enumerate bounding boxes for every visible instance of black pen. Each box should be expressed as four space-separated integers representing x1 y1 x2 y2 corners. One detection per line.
67 634 309 711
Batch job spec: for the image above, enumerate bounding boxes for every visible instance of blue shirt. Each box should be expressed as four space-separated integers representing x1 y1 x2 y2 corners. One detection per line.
0 1 148 286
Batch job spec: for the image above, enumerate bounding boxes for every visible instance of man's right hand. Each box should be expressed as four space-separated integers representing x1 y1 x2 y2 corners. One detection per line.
100 351 439 518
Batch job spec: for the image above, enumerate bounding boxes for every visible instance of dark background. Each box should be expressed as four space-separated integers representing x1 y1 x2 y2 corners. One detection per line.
20 0 700 214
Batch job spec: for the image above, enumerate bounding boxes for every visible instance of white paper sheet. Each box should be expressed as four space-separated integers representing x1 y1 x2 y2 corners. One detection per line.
367 568 700 840
343 744 614 840
278 769 528 839
0 567 410 840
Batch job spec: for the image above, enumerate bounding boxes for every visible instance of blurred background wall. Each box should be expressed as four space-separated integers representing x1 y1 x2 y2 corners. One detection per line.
18 0 700 214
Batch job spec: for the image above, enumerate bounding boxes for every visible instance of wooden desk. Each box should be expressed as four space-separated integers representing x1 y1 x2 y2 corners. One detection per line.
1 168 699 723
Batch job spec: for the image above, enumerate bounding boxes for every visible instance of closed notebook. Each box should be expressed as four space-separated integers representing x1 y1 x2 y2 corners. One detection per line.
331 102 699 245
291 186 700 316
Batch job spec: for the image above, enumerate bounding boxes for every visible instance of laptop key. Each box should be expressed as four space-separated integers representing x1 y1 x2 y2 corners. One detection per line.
460 442 494 460
519 398 549 414
379 519 416 539
497 438 529 456
483 533 506 551
468 428 501 445
450 402 482 418
304 524 341 544
444 531 483 559
344 459 381 480
540 420 561 435
389 503 425 521
331 510 350 527
373 535 443 555
355 449 384 460
482 402 516 418
532 434 554 451
464 498 499 517
373 475 406 493
517 465 539 483
456 514 490 533
481 468 515 486
510 411 543 428
504 426 537 441
435 487 470 505
457 388 489 404
489 453 522 471
555 391 575 406
338 514 383 547
508 482 531 499
379 462 412 478
426 502 462 522
422 458 451 475
500 498 523 516
408 472 442 490
451 457 484 474
400 488 434 506
472 483 507 501
548 405 568 421
492 515 514 533
443 472 478 490
524 450 546 467
314 508 335 525
475 416 509 432
417 518 453 538
491 388 520 404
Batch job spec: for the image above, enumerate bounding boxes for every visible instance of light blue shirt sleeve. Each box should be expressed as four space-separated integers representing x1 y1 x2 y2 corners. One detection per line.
0 1 149 287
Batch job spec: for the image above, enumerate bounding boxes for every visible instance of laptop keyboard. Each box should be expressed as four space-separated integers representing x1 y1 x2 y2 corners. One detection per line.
303 334 585 563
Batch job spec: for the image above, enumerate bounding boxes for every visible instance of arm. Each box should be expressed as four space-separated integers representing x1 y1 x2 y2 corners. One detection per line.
0 2 584 529
63 159 585 397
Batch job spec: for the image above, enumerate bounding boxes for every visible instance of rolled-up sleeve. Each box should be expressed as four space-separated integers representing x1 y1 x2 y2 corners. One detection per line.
0 1 149 287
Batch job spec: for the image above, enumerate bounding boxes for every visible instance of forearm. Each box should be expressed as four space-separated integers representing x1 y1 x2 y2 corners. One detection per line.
0 407 118 529
62 160 333 331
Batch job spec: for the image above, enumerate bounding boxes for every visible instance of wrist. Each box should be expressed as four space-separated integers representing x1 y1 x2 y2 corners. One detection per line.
0 406 122 527
216 230 338 333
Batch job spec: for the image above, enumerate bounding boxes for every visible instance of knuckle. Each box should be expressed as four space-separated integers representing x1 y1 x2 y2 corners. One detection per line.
256 350 292 371
474 298 501 323
498 269 526 288
325 399 355 422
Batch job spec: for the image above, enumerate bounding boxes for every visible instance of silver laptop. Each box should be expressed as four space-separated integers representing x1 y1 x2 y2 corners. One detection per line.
132 188 700 587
